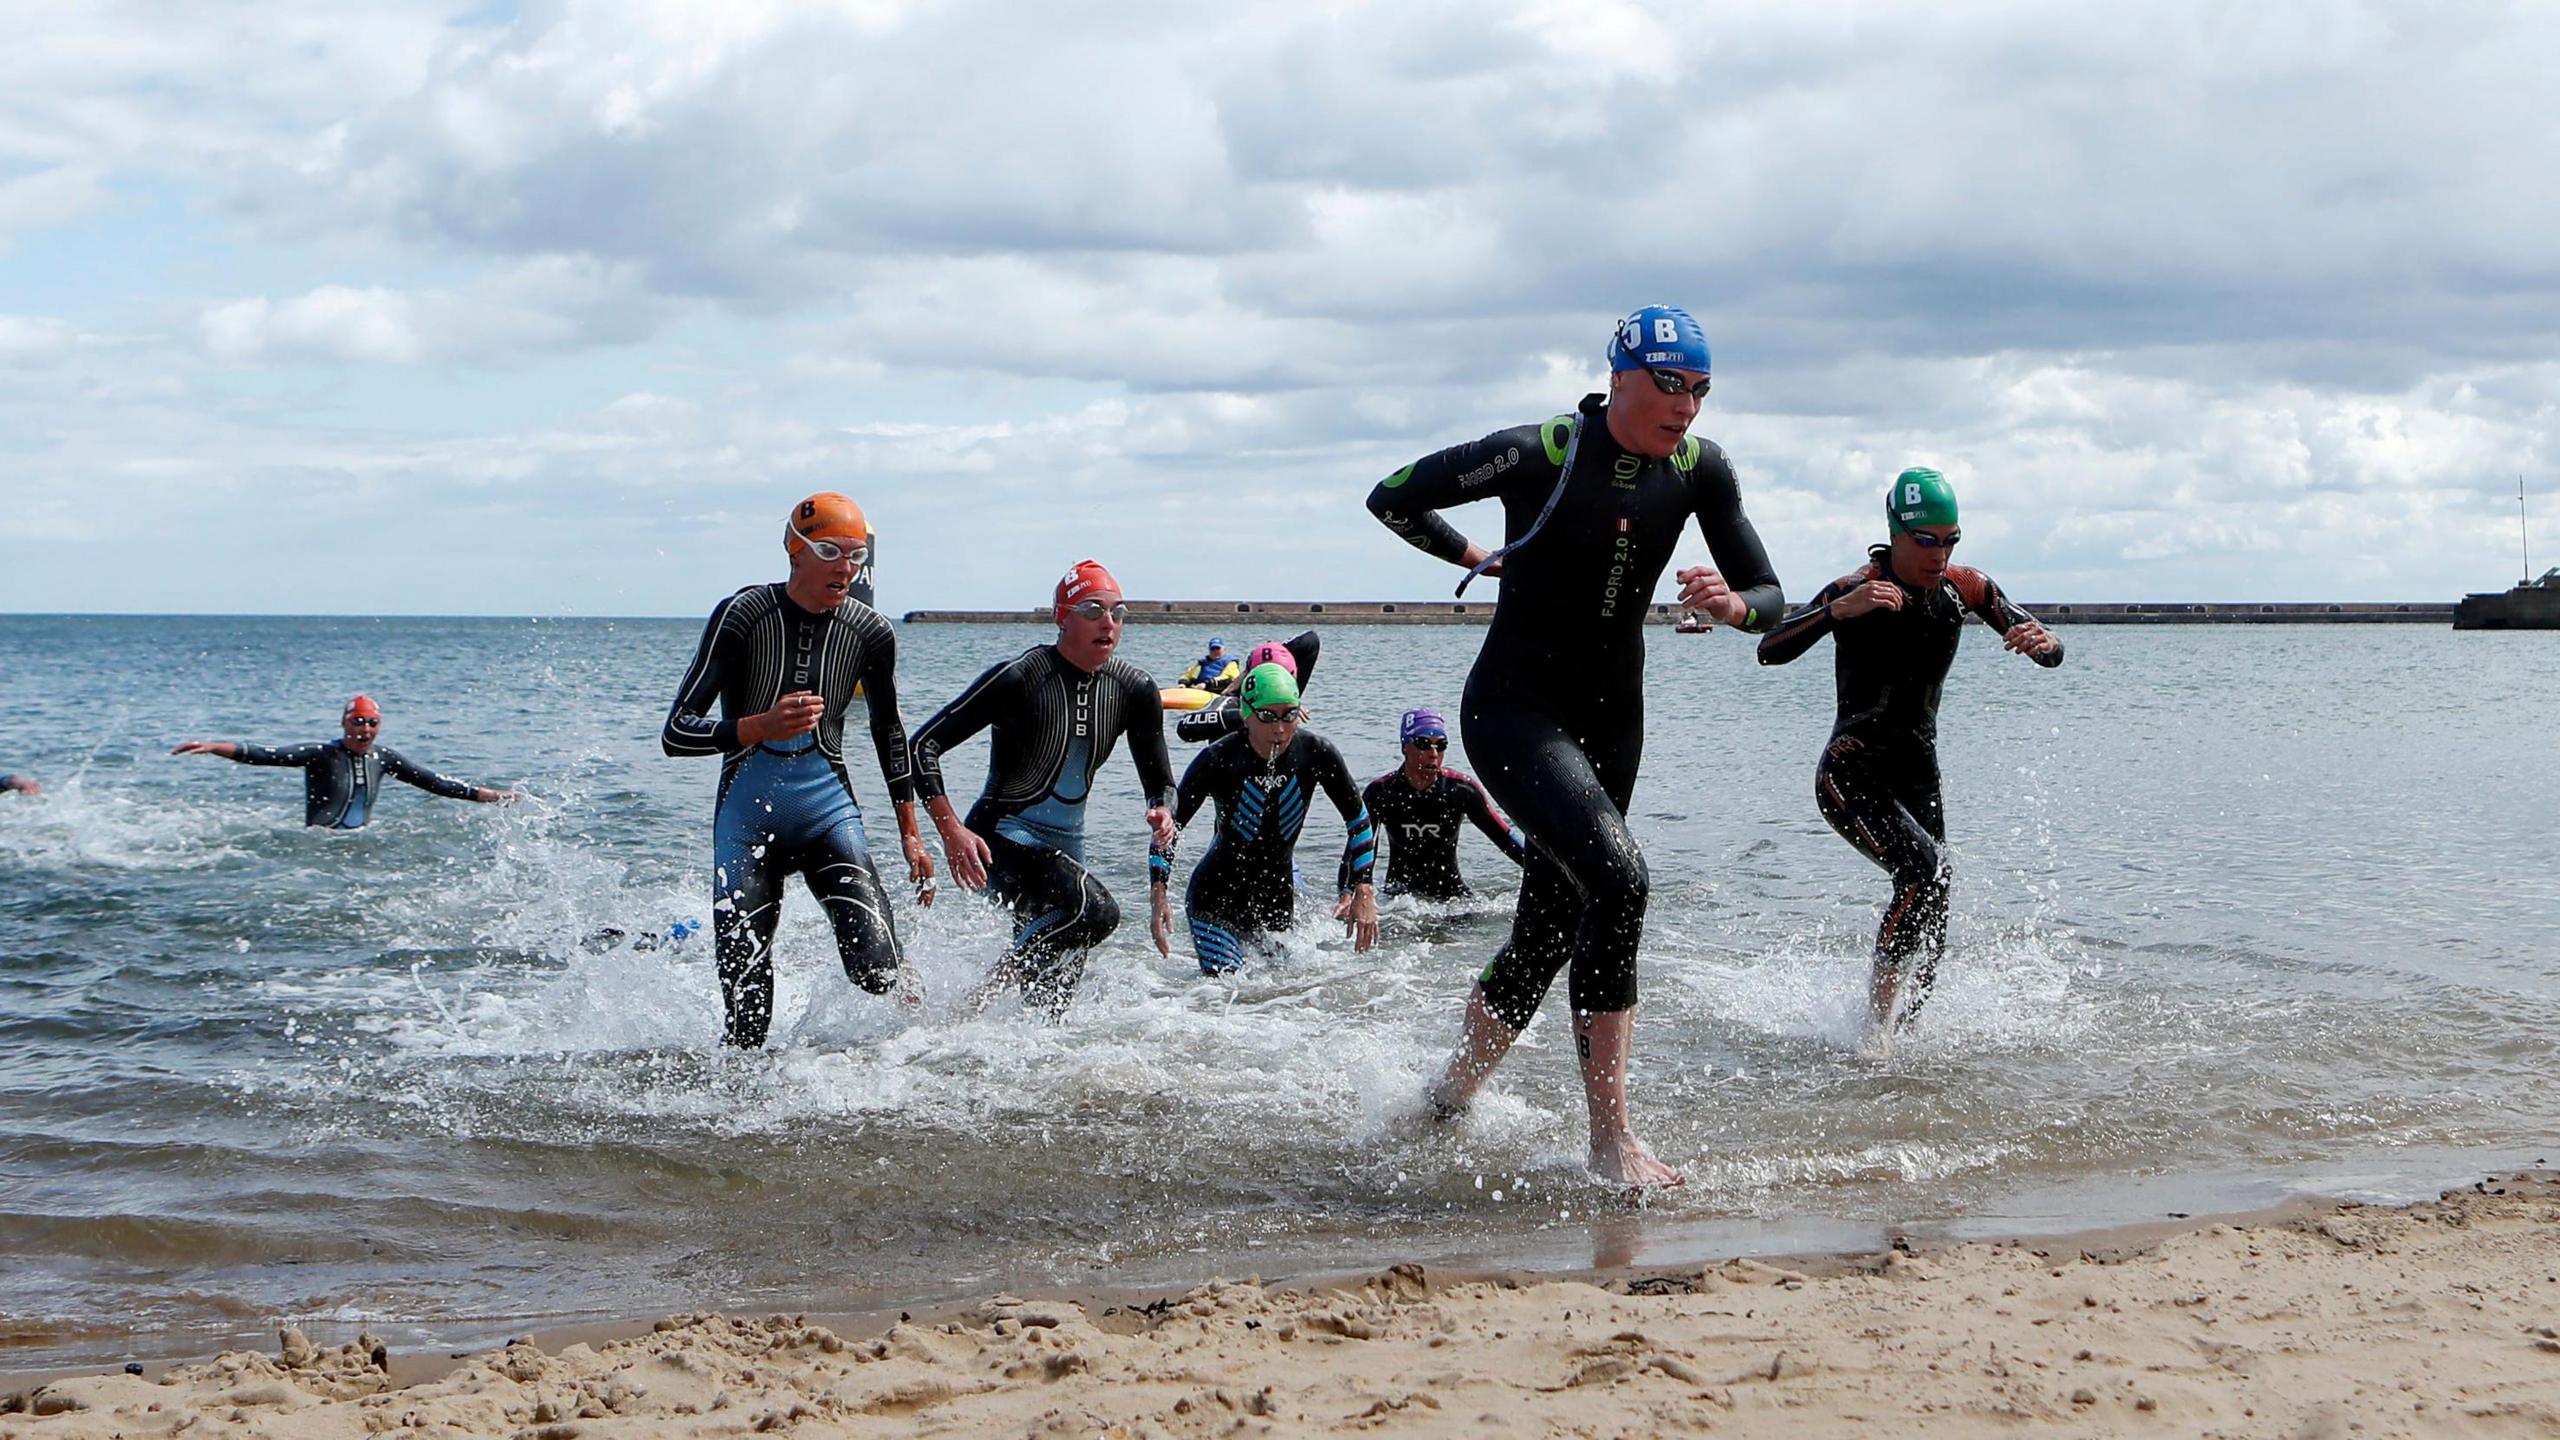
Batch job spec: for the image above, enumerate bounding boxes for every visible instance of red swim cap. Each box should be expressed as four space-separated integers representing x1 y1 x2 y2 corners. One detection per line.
344 694 381 721
1053 559 1122 623
1243 640 1298 678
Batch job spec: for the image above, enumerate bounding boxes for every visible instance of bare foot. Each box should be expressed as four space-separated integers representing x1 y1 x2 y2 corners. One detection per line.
1424 1081 1468 1124
1855 1022 1894 1061
1589 1130 1686 1191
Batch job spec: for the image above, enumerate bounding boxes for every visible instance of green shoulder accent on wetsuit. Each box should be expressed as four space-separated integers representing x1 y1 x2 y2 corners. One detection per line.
1540 414 1574 466
1381 463 1416 490
1671 436 1701 472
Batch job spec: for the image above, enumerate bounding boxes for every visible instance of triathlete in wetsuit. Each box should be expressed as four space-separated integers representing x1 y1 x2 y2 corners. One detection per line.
1174 632 1319 744
913 559 1177 1017
173 695 513 828
660 492 934 1049
1757 467 2062 1035
1367 304 1784 1189
1362 707 1527 901
1150 664 1378 972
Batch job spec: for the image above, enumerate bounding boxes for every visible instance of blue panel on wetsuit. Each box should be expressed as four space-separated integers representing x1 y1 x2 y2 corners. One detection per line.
995 732 1091 860
714 744 870 887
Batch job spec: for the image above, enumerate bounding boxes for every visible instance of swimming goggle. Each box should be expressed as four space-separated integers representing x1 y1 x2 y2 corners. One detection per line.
789 518 869 566
1906 530 1961 551
1646 369 1711 398
1406 736 1446 751
1064 599 1129 623
1251 705 1304 724
346 716 381 728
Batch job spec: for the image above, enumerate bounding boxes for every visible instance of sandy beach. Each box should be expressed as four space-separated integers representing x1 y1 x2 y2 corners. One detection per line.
7 1172 2555 1438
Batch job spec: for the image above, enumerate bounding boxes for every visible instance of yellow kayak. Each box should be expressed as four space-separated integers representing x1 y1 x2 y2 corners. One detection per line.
1160 687 1222 711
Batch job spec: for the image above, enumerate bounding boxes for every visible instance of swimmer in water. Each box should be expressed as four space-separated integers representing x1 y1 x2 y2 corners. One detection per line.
1361 708 1528 902
173 696 515 829
661 491 934 1048
1150 663 1379 972
1368 303 1785 1189
1757 466 2062 1041
909 560 1178 1018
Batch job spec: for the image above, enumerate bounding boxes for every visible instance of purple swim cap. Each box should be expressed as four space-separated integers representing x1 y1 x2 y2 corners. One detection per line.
1399 708 1448 744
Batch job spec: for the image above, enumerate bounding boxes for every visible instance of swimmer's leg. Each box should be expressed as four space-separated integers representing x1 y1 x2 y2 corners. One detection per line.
1819 748 1949 1033
1431 851 1576 1116
712 851 785 1049
806 818 909 1006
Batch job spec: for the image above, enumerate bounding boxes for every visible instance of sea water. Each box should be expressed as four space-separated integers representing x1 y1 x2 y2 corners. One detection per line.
1 615 2552 1369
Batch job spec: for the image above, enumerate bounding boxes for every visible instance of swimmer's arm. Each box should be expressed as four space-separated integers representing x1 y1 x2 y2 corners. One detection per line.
1688 445 1786 632
380 748 496 802
1364 424 1551 567
1315 742 1376 891
1124 675 1177 812
1756 574 1858 666
1282 631 1319 687
200 741 324 766
1174 698 1242 744
908 657 1017 805
662 595 743 757
1966 573 2065 666
1454 770 1529 862
859 624 920 804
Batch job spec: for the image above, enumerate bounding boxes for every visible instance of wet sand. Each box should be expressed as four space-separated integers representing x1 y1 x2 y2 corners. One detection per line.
8 1172 2556 1437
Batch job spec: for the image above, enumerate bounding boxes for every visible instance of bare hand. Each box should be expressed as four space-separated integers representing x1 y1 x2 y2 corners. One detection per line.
903 834 938 906
1150 888 1173 957
2003 620 2058 657
1674 566 1747 626
1147 805 1177 849
938 819 992 890
171 741 227 757
1830 579 1905 619
741 691 825 746
1332 886 1380 953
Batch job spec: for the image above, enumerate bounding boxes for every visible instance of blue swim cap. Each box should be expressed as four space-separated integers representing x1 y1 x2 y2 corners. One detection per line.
1608 305 1711 374
1399 708 1448 744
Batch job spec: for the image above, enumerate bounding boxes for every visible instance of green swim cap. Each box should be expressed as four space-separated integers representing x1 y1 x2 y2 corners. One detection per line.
1238 663 1300 714
1887 467 1959 533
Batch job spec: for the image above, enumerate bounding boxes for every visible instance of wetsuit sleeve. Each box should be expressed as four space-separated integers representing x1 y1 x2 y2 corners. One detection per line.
662 594 742 757
1124 674 1176 809
1755 569 1867 666
857 625 919 803
1151 745 1221 883
378 748 481 801
1687 443 1785 632
1451 769 1529 864
909 659 1015 804
1960 570 2066 668
1175 698 1246 745
230 743 328 767
1365 423 1556 564
1315 740 1377 890
1285 631 1319 686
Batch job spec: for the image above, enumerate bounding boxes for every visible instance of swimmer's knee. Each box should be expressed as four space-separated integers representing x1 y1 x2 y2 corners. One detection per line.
1077 883 1123 946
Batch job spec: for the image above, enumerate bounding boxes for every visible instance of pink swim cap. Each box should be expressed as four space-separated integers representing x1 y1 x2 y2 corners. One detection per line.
1243 640 1298 678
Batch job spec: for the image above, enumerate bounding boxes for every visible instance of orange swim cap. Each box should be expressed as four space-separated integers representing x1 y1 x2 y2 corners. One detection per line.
785 492 870 556
1053 558 1122 624
343 694 381 721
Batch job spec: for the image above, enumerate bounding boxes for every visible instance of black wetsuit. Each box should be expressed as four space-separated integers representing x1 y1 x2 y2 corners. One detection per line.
911 645 1174 1014
1362 765 1527 901
223 741 480 829
1152 731 1375 973
1756 549 2062 1017
1174 631 1320 745
662 582 915 1048
1369 394 1783 1029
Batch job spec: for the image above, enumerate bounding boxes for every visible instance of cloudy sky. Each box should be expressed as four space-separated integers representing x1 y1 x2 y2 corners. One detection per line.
4 0 2554 615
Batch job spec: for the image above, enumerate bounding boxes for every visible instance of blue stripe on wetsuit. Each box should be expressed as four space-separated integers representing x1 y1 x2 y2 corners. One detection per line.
713 743 870 894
